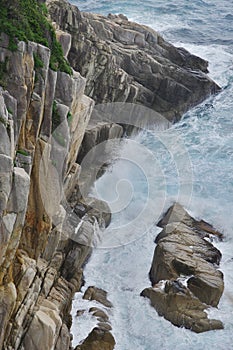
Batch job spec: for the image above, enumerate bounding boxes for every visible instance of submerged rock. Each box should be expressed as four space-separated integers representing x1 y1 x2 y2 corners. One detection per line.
142 203 224 333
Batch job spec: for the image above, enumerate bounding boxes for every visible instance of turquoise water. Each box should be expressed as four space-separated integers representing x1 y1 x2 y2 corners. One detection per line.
70 0 233 349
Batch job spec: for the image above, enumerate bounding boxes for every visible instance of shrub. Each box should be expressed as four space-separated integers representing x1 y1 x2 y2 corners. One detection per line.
0 0 72 75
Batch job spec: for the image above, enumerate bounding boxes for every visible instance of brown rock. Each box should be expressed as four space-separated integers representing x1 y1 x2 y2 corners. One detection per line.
83 286 113 308
75 327 115 350
141 281 223 333
142 203 224 333
89 307 109 322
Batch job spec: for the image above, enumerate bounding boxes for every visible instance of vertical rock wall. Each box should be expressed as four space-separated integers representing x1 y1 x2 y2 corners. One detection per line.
0 31 101 350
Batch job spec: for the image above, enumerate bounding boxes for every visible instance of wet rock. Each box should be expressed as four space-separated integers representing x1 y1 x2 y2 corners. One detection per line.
141 281 223 333
97 322 112 331
89 307 109 322
76 309 85 317
75 327 115 350
142 203 224 333
83 286 113 308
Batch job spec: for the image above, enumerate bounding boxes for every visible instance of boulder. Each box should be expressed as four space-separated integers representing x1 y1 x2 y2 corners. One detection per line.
75 327 115 350
83 286 113 308
75 288 115 350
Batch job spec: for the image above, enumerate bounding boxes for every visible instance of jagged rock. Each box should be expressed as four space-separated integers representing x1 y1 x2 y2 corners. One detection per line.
0 282 17 347
142 203 224 333
89 307 109 322
0 28 95 350
47 0 220 122
157 202 223 240
141 281 223 333
75 288 114 349
75 327 115 350
97 322 112 331
83 286 113 308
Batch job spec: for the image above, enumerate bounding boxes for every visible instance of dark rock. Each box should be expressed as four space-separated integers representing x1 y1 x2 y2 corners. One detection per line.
89 307 109 322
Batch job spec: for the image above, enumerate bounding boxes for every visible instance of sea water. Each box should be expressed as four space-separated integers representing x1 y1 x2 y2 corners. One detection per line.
70 1 233 349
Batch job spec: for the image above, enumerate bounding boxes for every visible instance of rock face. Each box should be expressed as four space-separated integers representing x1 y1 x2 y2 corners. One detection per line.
47 0 220 122
141 203 224 333
0 30 111 350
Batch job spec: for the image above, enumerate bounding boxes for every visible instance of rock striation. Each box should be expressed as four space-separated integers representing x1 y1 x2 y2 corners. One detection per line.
141 203 224 333
47 0 220 122
0 29 111 350
0 0 224 349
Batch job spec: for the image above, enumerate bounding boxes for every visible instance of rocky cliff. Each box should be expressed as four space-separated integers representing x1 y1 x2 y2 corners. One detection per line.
0 0 222 349
47 0 220 122
0 26 108 349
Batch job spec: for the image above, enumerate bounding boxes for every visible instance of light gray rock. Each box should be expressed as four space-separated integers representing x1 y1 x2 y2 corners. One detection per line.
7 167 30 214
0 154 13 212
48 0 220 122
22 308 62 350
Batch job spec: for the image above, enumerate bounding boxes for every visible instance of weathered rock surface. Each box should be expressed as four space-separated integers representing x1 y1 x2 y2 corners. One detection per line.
141 203 224 333
47 0 220 122
141 281 223 333
0 30 109 350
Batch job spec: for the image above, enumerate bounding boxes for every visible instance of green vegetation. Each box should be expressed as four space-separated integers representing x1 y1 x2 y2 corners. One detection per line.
0 0 72 74
67 111 73 125
33 53 44 69
0 57 8 87
52 100 61 132
53 130 66 147
16 149 30 156
7 107 13 115
0 115 7 126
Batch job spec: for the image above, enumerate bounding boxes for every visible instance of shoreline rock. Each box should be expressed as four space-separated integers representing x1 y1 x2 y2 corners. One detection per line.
141 203 224 333
75 286 115 350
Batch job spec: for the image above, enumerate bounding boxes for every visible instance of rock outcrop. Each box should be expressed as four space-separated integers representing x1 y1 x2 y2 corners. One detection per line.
141 203 224 333
47 0 220 122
